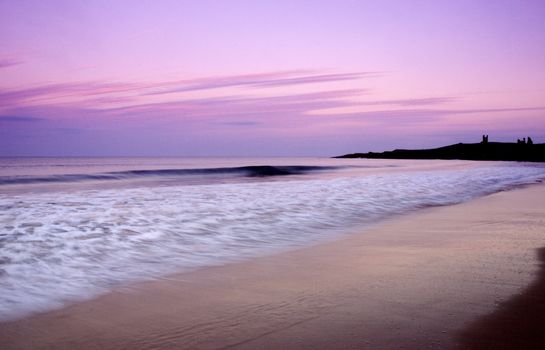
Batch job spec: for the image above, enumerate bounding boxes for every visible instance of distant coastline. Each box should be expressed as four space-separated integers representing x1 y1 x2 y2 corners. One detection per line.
335 136 545 162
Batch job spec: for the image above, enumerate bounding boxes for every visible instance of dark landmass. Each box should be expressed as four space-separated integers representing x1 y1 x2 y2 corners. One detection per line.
456 247 545 349
335 138 545 162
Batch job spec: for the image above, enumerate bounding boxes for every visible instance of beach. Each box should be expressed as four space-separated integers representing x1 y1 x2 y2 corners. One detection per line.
1 182 544 349
3 0 545 348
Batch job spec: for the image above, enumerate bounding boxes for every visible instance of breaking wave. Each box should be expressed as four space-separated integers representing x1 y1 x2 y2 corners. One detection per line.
0 165 339 185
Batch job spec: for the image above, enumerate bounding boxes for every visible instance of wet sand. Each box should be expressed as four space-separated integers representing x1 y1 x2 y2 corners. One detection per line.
1 184 545 349
456 246 545 349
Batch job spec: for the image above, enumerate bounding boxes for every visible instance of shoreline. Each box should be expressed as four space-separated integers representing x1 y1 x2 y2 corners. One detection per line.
1 184 545 349
457 246 545 349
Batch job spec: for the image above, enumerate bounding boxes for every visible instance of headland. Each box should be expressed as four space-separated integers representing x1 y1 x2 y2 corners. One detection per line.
336 136 545 162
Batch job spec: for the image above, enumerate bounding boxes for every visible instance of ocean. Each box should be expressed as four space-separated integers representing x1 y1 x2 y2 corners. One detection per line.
1 157 545 321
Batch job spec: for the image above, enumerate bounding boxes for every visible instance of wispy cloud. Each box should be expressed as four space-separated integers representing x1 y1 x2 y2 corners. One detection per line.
144 71 377 95
0 115 43 122
0 70 371 109
359 97 457 106
337 106 545 125
0 81 149 108
0 58 23 69
213 121 260 126
103 89 363 122
3 69 543 147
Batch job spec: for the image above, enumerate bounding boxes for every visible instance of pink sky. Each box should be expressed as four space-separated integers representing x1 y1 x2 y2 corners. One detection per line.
1 0 544 156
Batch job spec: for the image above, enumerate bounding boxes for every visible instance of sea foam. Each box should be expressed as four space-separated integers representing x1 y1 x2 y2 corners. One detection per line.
0 161 544 320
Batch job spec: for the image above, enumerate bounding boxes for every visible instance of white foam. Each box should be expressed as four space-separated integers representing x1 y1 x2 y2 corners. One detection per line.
0 162 544 320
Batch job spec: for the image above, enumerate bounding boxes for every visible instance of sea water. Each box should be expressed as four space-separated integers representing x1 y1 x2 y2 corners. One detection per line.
1 157 544 320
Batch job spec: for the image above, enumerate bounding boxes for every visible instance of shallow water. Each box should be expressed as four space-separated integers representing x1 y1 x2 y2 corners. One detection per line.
1 157 544 320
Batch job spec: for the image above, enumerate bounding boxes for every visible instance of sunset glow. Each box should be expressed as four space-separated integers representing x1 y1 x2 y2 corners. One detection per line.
1 0 544 156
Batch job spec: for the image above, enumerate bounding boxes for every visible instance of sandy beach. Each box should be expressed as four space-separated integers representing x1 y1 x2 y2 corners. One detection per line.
1 183 544 349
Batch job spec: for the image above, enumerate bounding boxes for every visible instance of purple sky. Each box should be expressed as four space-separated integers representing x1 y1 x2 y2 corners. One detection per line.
1 0 544 156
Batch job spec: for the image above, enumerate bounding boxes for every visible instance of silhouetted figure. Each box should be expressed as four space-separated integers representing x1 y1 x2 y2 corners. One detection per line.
523 137 526 144
481 135 488 144
528 137 533 145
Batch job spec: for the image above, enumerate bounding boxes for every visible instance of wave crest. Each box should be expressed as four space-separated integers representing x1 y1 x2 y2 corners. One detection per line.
0 165 339 185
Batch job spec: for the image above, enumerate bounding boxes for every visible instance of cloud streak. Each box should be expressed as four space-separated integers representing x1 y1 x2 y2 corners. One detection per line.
103 89 363 122
0 70 373 109
145 71 379 95
359 97 457 106
0 58 23 69
0 81 149 108
0 115 44 122
2 67 543 157
336 106 545 125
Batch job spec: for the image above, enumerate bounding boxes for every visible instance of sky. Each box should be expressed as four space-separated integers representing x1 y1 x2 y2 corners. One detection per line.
1 0 544 156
